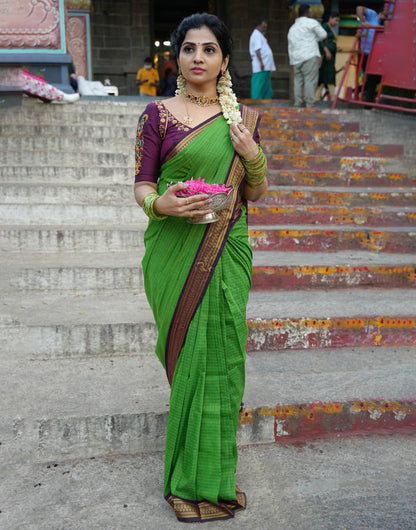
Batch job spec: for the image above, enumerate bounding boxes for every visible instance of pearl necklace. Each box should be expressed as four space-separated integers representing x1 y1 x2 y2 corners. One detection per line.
182 93 219 125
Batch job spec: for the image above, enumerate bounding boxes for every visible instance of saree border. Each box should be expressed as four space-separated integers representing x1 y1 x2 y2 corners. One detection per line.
165 105 260 385
166 486 246 522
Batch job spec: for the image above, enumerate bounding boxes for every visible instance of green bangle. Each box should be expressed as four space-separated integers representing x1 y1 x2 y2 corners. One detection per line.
241 145 260 158
246 176 266 189
142 192 167 221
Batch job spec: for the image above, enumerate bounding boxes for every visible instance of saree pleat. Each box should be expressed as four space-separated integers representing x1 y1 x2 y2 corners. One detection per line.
141 108 259 520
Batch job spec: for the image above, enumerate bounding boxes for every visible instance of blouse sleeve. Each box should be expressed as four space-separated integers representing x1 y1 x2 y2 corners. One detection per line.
135 102 162 183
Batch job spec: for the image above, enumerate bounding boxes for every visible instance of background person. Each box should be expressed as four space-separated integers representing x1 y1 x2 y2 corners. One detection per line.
288 4 327 107
136 56 160 97
133 12 267 523
249 18 276 99
316 11 341 101
356 4 388 103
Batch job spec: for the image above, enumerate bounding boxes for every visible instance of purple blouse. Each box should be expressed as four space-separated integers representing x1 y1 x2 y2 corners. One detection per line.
134 100 260 184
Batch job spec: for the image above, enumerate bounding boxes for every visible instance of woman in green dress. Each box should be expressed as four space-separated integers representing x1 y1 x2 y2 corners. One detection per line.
316 12 341 101
133 13 268 523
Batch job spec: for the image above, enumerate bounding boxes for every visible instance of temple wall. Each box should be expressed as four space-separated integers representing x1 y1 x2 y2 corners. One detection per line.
90 0 291 97
225 0 291 98
91 0 152 95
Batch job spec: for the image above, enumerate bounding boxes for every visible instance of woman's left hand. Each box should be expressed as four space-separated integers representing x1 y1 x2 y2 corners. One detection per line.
230 123 258 161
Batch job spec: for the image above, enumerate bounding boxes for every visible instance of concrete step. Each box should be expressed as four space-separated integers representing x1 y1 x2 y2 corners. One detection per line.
1 289 414 358
0 122 370 143
3 437 415 530
0 99 145 122
3 139 403 163
3 136 389 157
4 183 416 208
260 187 416 207
267 154 411 173
1 166 414 190
0 225 145 252
0 203 145 226
1 183 134 204
1 251 144 294
2 224 415 254
252 251 416 290
3 201 415 228
245 101 346 113
2 97 145 116
262 140 403 157
249 225 416 254
1 347 415 462
2 166 413 190
0 136 133 152
261 127 370 143
248 205 416 227
260 117 360 132
3 224 415 254
0 123 370 145
0 109 141 127
0 150 133 167
0 165 131 184
0 123 135 138
268 169 416 187
4 250 415 294
246 288 416 350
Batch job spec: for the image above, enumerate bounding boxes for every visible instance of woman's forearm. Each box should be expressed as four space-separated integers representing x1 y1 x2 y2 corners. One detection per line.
243 178 268 202
134 181 158 207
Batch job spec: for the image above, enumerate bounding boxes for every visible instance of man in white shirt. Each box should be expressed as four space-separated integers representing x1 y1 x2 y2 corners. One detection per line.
249 19 276 99
287 4 327 107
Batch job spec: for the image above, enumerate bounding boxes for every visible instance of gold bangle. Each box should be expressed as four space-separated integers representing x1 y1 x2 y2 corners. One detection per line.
142 192 167 221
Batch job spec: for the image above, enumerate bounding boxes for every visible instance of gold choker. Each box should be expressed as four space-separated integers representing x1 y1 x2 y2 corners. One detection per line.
184 93 219 106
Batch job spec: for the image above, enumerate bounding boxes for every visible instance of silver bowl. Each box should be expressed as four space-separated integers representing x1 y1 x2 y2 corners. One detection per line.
176 186 234 224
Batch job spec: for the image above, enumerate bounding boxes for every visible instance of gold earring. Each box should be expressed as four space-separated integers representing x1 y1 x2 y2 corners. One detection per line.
176 67 186 94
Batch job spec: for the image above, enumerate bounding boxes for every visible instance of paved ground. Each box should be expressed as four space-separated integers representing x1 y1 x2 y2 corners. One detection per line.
1 436 415 530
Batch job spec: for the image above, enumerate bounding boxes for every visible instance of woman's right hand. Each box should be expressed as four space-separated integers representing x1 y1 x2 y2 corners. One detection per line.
154 182 213 219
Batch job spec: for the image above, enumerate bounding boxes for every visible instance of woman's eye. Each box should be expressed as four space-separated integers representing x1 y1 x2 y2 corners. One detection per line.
205 47 215 53
183 46 193 53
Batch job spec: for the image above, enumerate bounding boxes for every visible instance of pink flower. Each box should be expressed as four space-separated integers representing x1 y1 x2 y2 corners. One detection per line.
176 177 231 196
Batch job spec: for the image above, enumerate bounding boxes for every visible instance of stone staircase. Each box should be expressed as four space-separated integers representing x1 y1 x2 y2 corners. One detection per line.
1 98 415 471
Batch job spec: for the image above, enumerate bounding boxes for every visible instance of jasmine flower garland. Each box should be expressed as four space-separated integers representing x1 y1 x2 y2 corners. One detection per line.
216 70 242 125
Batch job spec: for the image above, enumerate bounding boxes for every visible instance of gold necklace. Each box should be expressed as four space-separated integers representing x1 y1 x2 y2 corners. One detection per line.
182 95 193 125
184 93 219 106
182 93 219 125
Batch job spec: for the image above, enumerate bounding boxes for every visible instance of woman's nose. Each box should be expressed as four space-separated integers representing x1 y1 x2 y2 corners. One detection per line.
193 47 203 62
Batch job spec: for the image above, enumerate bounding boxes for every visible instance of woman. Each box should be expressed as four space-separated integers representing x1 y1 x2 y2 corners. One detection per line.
316 12 341 101
134 13 268 523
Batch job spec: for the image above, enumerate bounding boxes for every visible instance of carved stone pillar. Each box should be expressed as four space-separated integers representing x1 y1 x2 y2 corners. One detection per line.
66 0 93 79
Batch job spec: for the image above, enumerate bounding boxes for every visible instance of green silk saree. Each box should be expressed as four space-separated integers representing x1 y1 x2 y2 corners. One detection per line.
142 106 260 522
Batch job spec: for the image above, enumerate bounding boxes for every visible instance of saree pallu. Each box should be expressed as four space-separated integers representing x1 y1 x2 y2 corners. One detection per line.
142 108 259 522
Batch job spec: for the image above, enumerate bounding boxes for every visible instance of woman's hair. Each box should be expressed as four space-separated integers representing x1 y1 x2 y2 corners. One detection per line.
171 13 233 60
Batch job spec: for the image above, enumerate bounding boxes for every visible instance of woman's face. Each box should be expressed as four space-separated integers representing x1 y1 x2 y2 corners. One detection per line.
328 16 340 27
178 25 229 90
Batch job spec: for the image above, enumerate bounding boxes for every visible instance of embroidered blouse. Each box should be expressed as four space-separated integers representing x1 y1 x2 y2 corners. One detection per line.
135 100 260 184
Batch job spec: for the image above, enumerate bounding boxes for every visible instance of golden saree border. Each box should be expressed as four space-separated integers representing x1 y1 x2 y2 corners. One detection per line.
165 105 260 385
166 486 246 522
